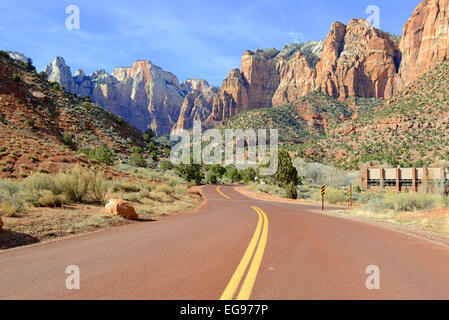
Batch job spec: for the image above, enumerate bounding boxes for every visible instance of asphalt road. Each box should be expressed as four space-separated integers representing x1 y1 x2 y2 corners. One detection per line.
2 185 449 300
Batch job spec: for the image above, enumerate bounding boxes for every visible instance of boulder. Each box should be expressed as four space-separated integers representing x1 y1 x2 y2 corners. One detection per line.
105 199 139 221
0 217 3 231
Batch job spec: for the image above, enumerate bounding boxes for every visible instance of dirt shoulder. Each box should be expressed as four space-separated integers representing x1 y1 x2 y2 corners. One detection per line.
0 186 204 251
235 186 449 247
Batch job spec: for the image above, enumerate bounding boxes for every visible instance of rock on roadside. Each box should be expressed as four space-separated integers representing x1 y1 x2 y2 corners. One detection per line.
105 199 139 221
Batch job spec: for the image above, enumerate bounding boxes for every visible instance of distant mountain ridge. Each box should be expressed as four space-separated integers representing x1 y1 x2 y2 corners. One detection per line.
0 52 145 179
43 0 448 137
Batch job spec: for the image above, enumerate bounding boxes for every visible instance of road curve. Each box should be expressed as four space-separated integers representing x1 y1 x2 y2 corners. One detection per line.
1 185 449 300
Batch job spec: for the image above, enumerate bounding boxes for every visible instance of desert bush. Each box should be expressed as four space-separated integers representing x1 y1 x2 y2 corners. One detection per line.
116 116 125 125
250 183 286 198
54 166 91 203
174 184 188 195
153 184 174 195
87 170 110 204
37 190 59 207
392 193 441 212
63 133 73 146
0 202 17 217
159 160 174 171
206 170 218 184
0 50 9 58
360 192 443 213
12 73 20 82
225 166 241 183
129 148 147 168
285 183 298 200
21 173 58 194
25 118 35 128
174 163 203 185
0 180 26 215
79 146 115 166
113 180 141 193
240 167 257 184
325 188 347 204
204 165 226 178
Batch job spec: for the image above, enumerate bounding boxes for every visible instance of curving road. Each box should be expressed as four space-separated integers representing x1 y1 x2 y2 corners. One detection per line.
2 185 449 300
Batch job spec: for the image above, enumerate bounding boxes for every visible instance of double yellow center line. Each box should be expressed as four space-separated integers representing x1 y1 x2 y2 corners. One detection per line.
220 206 269 300
216 186 231 199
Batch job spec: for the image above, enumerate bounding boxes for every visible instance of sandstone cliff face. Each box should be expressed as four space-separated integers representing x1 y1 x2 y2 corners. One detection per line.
209 20 400 123
45 58 216 136
175 85 219 130
272 52 318 105
242 50 280 110
316 19 400 100
180 79 210 93
272 41 324 106
209 42 324 122
399 0 449 87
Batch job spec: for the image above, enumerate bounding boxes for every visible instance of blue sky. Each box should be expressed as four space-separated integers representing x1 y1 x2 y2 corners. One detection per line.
0 0 422 86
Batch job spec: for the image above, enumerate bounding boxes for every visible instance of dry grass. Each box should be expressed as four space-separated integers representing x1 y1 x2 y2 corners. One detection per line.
0 167 202 250
334 208 449 236
0 204 129 250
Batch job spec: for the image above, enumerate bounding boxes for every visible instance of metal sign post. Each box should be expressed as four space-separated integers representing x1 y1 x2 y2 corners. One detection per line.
321 186 326 212
349 185 353 208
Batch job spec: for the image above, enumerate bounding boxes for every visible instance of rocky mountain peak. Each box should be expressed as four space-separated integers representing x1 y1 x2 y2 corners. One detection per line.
45 56 74 90
180 79 210 94
6 51 29 64
398 0 449 87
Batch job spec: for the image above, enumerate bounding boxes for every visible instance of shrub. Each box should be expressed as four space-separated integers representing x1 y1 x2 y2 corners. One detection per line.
275 149 300 187
360 192 443 213
63 133 73 146
54 167 110 204
240 168 256 183
37 190 58 207
145 129 156 141
174 163 203 185
25 118 35 128
87 170 110 204
153 184 174 195
113 180 141 193
0 50 9 58
116 116 125 125
54 166 91 202
250 183 286 198
285 183 298 199
0 180 25 215
12 73 20 82
0 202 17 217
325 188 347 204
129 151 147 168
206 170 218 184
38 71 47 80
204 165 226 178
79 146 115 166
174 184 188 195
21 173 58 194
159 160 174 171
52 82 60 90
225 166 241 183
148 141 157 153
